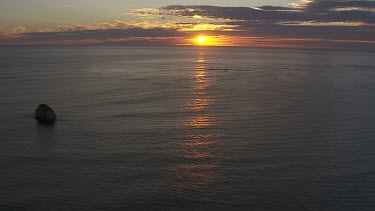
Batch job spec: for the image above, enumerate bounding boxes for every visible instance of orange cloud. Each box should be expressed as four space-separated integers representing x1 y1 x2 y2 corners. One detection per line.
0 26 27 36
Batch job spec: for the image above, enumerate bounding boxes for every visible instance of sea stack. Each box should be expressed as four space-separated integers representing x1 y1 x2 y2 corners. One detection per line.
34 104 56 124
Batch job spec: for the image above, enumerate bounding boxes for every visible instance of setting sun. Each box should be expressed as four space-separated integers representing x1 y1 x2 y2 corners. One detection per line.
191 35 232 46
195 36 209 45
197 36 207 43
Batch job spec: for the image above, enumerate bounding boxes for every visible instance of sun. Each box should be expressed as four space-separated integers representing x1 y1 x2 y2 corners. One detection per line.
197 36 207 43
192 35 228 46
196 36 207 44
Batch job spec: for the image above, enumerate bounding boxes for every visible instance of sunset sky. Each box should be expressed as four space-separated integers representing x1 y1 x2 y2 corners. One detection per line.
0 0 374 50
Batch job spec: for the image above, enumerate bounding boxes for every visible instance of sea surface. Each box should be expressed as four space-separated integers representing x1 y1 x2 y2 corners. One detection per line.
1 46 375 210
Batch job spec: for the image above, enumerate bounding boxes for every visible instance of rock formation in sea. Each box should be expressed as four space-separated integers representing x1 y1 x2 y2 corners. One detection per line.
34 104 56 124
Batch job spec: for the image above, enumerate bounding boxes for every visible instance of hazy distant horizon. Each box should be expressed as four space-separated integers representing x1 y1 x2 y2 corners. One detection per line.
1 43 375 52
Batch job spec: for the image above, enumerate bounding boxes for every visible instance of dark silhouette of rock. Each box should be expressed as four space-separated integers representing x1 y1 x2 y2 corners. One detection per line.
35 104 56 124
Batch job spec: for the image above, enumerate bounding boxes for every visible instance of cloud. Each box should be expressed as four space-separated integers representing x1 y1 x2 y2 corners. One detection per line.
258 6 297 11
0 26 27 35
0 0 374 50
151 0 375 49
0 20 236 45
12 26 27 34
231 21 374 41
0 25 189 46
293 0 375 11
159 1 375 24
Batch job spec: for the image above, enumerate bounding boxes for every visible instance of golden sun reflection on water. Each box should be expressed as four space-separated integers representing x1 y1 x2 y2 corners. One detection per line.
181 134 217 159
175 51 219 195
175 164 217 191
196 58 206 63
185 54 215 127
187 55 214 110
188 97 213 111
194 71 212 91
184 116 214 128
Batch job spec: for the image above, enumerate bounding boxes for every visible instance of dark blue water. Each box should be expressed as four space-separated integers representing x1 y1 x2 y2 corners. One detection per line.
1 46 375 210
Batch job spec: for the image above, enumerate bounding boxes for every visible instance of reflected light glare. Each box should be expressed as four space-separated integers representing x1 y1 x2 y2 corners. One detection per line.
174 164 217 190
197 58 206 63
183 134 217 147
184 116 214 128
188 97 213 111
194 70 211 91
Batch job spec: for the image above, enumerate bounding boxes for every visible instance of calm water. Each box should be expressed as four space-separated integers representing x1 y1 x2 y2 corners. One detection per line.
1 46 375 210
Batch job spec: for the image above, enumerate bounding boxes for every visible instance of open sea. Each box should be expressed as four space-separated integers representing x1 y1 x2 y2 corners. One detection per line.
0 46 375 210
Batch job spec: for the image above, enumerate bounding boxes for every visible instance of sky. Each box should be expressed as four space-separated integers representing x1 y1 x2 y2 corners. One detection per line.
0 0 374 50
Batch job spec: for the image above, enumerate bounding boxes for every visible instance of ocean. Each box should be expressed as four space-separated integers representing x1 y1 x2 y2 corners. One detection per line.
0 46 375 210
